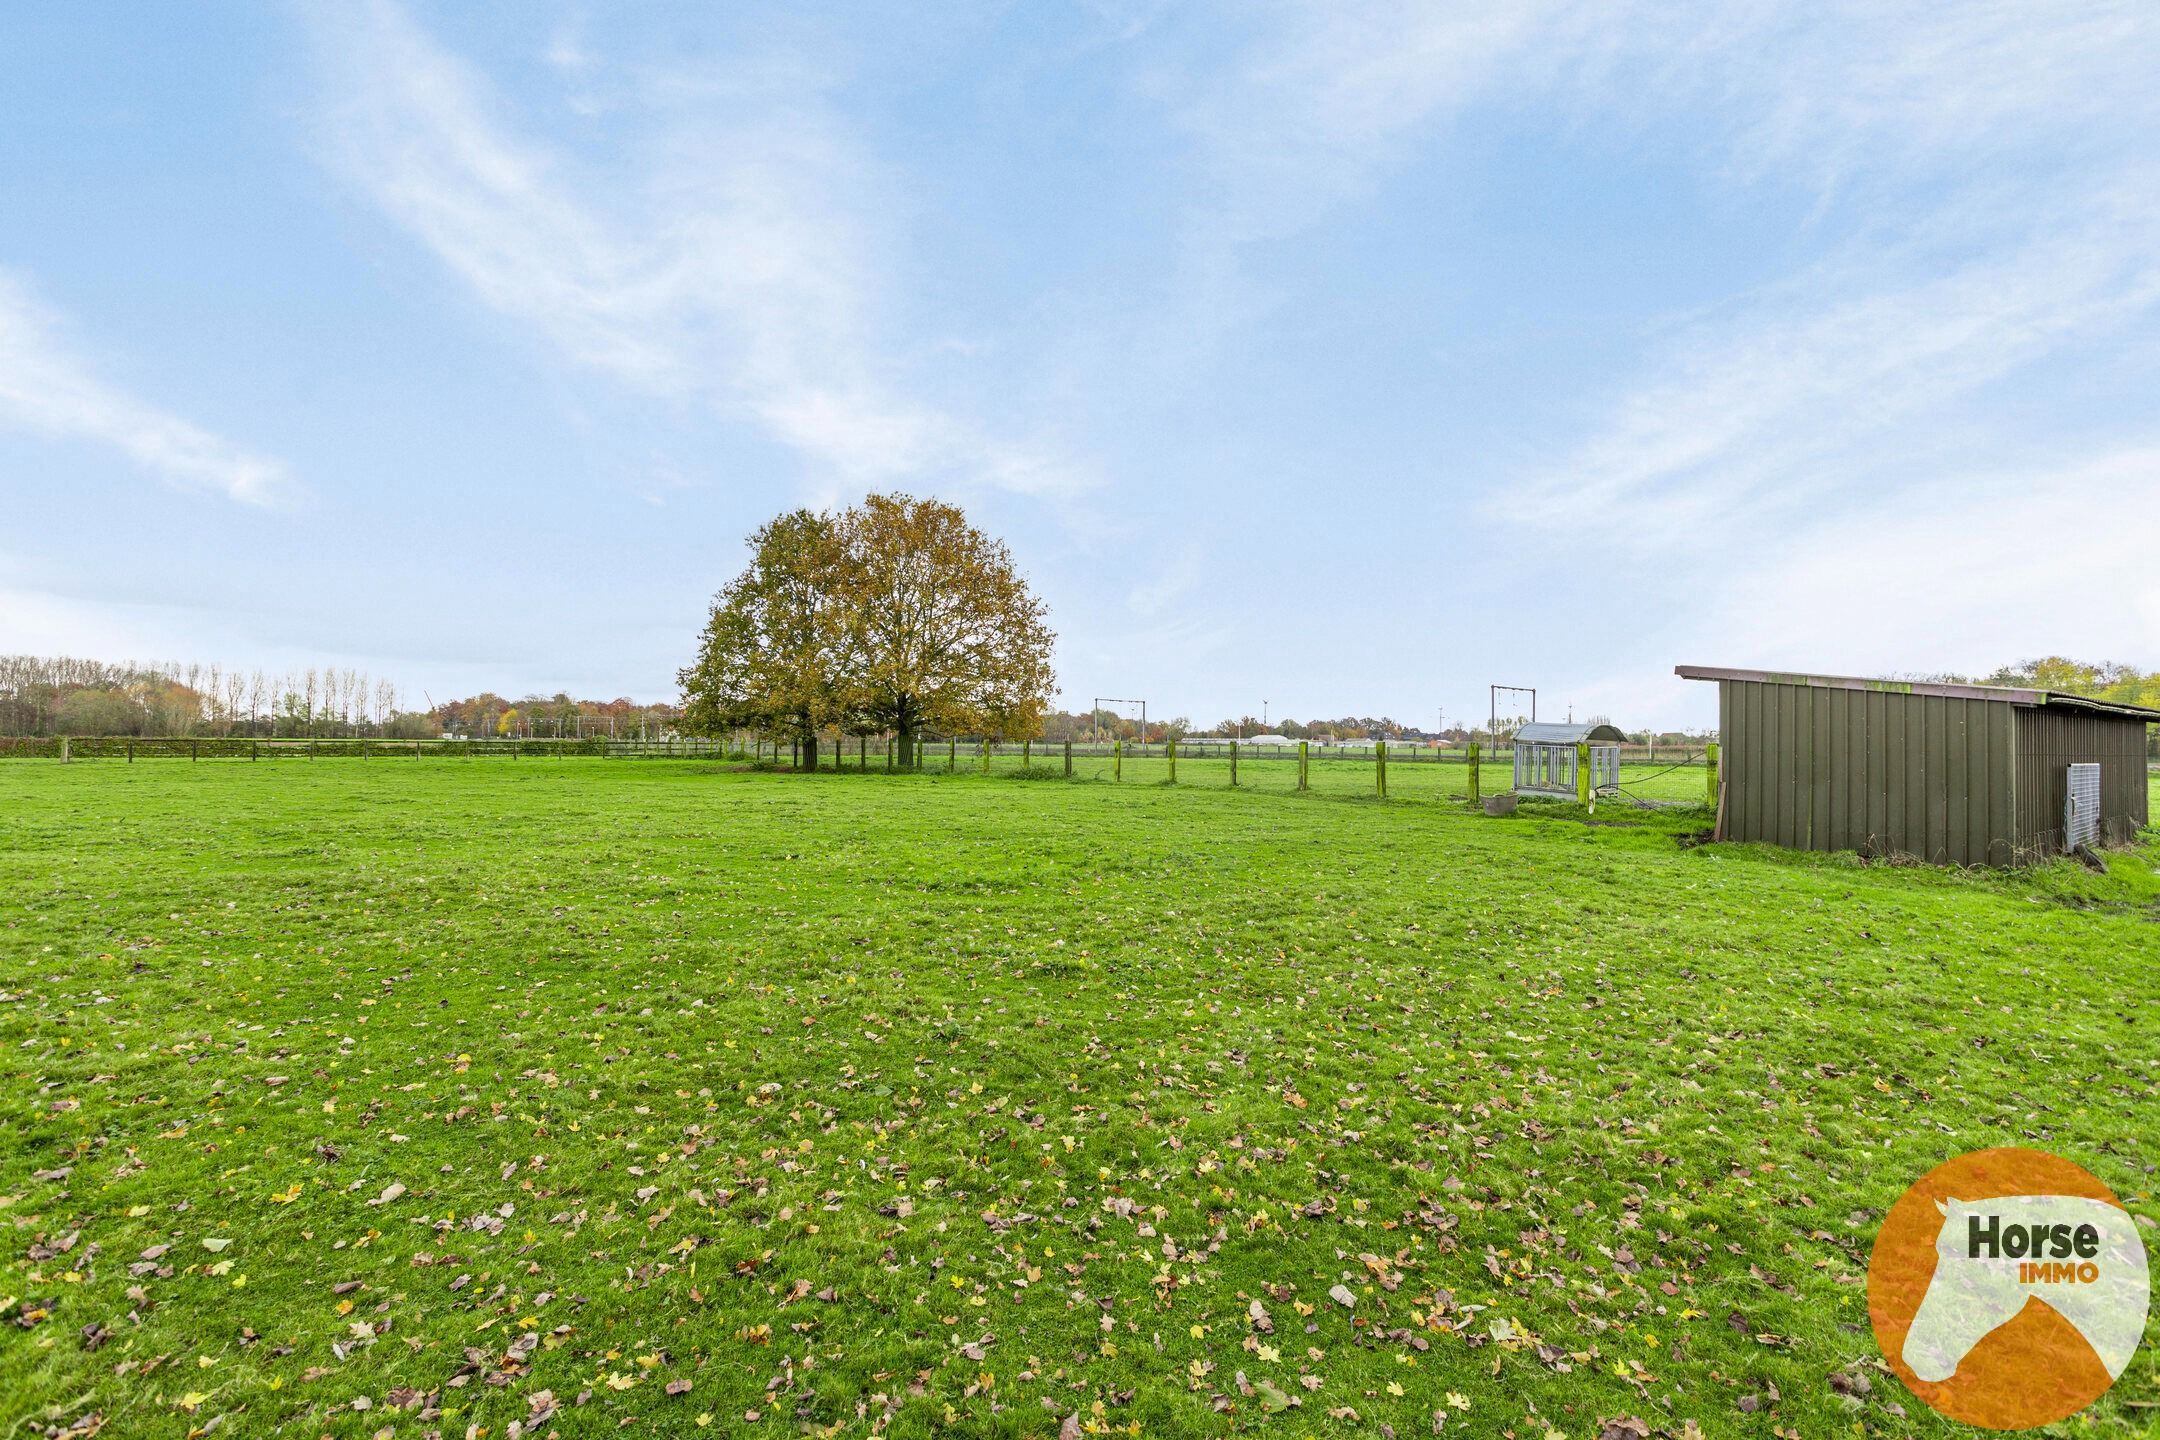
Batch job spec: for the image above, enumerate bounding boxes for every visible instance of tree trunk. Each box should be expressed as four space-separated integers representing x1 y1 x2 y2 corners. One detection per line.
896 721 916 770
803 733 819 773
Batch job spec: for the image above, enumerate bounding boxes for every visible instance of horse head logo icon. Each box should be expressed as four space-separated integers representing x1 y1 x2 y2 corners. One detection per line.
1902 1195 2147 1384
1871 1150 2150 1430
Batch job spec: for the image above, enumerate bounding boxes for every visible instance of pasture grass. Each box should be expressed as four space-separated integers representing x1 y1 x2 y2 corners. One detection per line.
2 760 2157 1439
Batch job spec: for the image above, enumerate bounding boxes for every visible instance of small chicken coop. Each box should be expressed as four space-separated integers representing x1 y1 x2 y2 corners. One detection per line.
1511 722 1625 799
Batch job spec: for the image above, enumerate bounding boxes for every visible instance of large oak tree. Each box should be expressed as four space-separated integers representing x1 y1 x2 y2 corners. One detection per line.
679 494 1054 770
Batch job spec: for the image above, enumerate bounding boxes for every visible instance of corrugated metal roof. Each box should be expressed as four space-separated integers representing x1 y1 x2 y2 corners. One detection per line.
1514 721 1626 744
1675 665 2160 722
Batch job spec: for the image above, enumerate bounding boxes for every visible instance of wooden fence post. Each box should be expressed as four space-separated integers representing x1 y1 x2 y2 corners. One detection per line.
1023 737 1031 768
1167 738 1177 784
60 736 70 764
1466 742 1480 803
1230 740 1238 787
1297 740 1308 791
1576 742 1591 806
1114 739 1123 780
1064 739 1072 777
1375 739 1387 797
980 738 989 774
128 739 134 763
1705 742 1720 806
948 737 956 773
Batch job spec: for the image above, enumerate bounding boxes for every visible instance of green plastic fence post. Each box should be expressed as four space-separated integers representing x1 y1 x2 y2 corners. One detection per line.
61 736 70 764
1298 740 1308 791
1230 740 1238 787
1466 742 1480 803
1576 742 1591 806
1167 737 1176 784
1114 739 1123 780
981 738 989 774
1705 741 1720 806
1376 739 1387 797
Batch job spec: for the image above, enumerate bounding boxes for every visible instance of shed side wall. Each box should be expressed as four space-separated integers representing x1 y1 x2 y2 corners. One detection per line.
1717 680 2018 864
2013 710 2150 856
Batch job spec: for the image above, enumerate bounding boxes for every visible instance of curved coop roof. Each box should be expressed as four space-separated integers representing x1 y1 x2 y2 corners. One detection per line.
1514 722 1625 744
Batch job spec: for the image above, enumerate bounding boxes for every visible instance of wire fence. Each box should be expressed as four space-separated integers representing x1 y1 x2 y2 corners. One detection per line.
843 737 1715 805
1 732 1720 806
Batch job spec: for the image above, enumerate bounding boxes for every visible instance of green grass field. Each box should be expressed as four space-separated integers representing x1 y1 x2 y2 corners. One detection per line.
3 761 2157 1438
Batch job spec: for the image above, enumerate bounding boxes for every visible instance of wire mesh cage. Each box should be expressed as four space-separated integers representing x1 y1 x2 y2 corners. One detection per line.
1510 722 1626 798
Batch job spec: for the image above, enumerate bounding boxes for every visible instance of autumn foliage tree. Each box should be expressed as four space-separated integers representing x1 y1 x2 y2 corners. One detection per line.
678 509 854 770
840 494 1054 768
679 494 1055 769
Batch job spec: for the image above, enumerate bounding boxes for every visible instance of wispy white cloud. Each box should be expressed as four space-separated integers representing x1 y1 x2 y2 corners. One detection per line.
0 271 287 504
1512 183 2160 532
1179 1 2160 235
1166 1 2160 715
1703 445 2160 669
1575 442 2160 726
310 0 1088 499
1177 6 1555 248
1445 3 2160 547
1645 1 2160 191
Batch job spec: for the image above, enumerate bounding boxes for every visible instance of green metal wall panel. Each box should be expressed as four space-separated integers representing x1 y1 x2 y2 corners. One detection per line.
1715 677 2036 865
2013 709 2151 857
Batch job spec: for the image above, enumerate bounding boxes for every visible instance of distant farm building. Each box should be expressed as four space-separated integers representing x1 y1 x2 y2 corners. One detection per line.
1679 665 2159 865
1238 732 1299 746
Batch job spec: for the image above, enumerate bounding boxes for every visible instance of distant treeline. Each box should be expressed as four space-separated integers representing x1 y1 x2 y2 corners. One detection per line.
0 655 677 739
1944 657 2160 711
4 652 2149 742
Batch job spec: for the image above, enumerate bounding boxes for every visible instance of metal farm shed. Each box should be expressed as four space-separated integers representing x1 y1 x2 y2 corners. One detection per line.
1677 666 2158 865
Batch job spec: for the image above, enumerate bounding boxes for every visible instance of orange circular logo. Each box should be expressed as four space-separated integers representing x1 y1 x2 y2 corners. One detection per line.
1868 1148 2150 1429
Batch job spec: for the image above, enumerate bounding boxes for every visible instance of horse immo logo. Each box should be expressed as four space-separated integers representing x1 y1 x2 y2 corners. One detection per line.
1869 1148 2151 1431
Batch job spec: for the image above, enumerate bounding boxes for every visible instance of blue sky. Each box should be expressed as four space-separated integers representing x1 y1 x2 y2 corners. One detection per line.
4 2 2157 731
